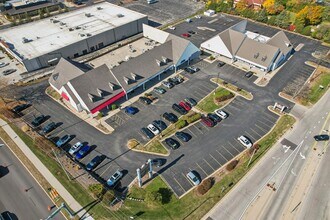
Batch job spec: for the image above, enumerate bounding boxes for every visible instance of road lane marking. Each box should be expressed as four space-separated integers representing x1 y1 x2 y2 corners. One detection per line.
199 122 210 131
182 173 194 186
203 158 215 171
196 162 208 176
216 149 229 161
209 154 222 166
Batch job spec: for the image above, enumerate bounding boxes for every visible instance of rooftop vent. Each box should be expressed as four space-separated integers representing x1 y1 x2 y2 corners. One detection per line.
131 72 137 80
97 6 102 10
86 33 92 37
85 13 92 17
109 82 115 91
88 93 95 102
52 19 59 23
96 88 103 97
22 37 32 43
156 59 162 66
52 73 59 81
124 77 130 85
75 26 81 30
261 56 267 62
79 33 85 37
60 22 66 26
253 52 259 59
69 28 74 31
161 56 168 64
117 13 124 18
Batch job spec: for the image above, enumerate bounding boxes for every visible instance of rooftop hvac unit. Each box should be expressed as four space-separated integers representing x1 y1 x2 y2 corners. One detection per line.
79 33 85 37
22 37 32 43
52 19 59 23
97 6 102 10
85 13 92 17
117 14 124 18
69 28 74 31
86 33 92 37
253 52 259 59
75 26 81 30
60 22 66 26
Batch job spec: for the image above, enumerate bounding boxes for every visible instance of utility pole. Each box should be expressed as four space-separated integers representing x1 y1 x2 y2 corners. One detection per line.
247 148 257 168
52 148 71 181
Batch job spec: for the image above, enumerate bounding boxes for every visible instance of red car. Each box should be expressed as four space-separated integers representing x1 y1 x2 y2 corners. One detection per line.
181 33 191 38
201 117 215 127
179 101 191 111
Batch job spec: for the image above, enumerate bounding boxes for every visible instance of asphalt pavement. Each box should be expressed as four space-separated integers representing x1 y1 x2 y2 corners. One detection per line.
0 141 64 220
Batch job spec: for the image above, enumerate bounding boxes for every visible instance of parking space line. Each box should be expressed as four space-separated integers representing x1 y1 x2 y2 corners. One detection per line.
244 131 258 142
263 112 278 121
216 149 230 161
261 115 276 124
257 120 273 129
209 154 222 166
187 128 197 137
99 163 113 177
182 173 194 186
221 145 235 157
195 86 211 94
250 128 264 137
193 124 204 134
173 177 186 192
222 108 233 115
199 122 210 131
227 141 241 153
196 162 208 176
255 123 269 132
203 158 215 171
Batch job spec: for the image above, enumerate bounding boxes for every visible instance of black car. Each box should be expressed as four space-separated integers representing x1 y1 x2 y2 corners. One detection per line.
2 69 16 75
172 104 188 115
152 120 167 131
162 112 178 123
188 30 196 34
184 67 195 74
139 96 152 105
207 113 222 123
12 103 30 114
217 61 225 67
168 77 183 85
86 155 105 171
245 71 254 78
184 98 197 106
175 131 191 142
141 127 155 139
42 122 56 134
314 134 329 141
31 115 47 127
165 138 180 149
151 158 166 167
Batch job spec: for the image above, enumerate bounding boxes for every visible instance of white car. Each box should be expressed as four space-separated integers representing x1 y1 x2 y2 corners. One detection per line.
214 109 228 119
169 26 176 30
147 124 160 135
68 142 83 155
237 135 252 148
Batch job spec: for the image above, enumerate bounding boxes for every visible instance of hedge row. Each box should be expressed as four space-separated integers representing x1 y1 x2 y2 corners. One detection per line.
215 93 234 102
175 119 188 129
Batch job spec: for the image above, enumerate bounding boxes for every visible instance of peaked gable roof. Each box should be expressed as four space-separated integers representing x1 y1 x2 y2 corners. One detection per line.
219 29 246 56
266 31 292 55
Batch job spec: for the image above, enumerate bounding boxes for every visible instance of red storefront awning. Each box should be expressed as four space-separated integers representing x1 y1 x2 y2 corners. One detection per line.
61 92 69 101
90 91 126 114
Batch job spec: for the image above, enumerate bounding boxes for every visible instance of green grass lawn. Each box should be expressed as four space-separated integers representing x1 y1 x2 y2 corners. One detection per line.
120 115 296 219
46 86 61 100
299 71 330 105
10 125 120 219
142 139 168 155
196 87 233 113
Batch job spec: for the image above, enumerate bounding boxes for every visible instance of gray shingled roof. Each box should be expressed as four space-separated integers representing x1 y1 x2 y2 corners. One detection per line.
219 29 246 56
49 58 85 91
166 35 190 63
236 38 279 69
266 31 292 55
111 40 174 92
69 64 123 110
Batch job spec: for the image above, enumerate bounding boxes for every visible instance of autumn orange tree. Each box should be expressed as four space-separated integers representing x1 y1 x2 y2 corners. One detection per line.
263 0 284 15
296 5 324 26
235 0 248 13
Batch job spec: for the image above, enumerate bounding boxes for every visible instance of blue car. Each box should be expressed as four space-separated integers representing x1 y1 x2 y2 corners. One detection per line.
75 145 91 160
86 155 104 171
125 106 138 115
56 135 71 147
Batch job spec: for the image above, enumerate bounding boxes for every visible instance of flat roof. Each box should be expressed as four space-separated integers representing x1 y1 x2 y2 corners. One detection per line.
0 2 147 60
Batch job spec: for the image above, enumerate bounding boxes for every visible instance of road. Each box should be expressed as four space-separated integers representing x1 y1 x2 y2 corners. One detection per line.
203 90 330 220
0 140 64 220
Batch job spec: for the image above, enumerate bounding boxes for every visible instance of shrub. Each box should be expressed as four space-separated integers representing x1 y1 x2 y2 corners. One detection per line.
196 178 213 195
175 119 187 129
97 112 104 119
222 81 228 85
301 26 312 36
186 113 201 124
209 56 215 60
145 190 162 205
226 159 239 171
127 139 139 149
236 87 242 92
102 190 115 203
111 104 118 110
21 124 30 132
248 143 260 155
215 93 234 102
88 184 104 198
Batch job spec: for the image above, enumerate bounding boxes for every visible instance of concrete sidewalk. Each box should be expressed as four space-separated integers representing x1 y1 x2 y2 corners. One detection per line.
0 119 94 220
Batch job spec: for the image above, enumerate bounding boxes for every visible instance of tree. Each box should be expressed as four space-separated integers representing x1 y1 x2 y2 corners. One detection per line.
235 0 248 13
145 190 162 205
306 6 324 25
241 8 256 19
263 0 284 15
255 9 268 23
274 10 291 29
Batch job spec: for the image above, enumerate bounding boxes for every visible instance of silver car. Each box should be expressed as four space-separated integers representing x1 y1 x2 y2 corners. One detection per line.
187 171 201 186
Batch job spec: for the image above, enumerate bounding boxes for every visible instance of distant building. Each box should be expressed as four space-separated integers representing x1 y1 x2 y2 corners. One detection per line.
201 20 293 72
233 0 265 10
49 25 200 114
0 2 148 72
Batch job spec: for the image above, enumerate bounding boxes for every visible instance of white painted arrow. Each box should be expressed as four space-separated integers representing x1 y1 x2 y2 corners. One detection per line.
300 152 306 160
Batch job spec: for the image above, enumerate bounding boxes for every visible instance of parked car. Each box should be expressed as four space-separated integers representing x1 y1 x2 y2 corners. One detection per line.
162 81 174 89
186 18 192 23
165 138 180 149
141 127 155 139
237 135 253 148
214 109 228 119
172 103 188 115
12 103 30 114
245 71 254 78
69 142 83 155
188 30 196 34
207 113 222 123
2 69 16 75
139 96 152 105
147 123 160 135
185 98 197 106
107 170 123 187
195 15 202 19
189 66 199 72
169 76 183 85
153 87 166 94
152 120 167 131
0 62 9 68
124 106 138 115
75 145 91 160
31 115 47 127
181 33 191 38
56 135 71 147
42 122 56 134
175 131 191 142
184 67 195 74
151 158 165 167
179 101 191 111
201 117 215 127
162 112 178 123
168 26 176 30
314 134 329 141
86 155 105 171
217 61 225 67
187 171 201 186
